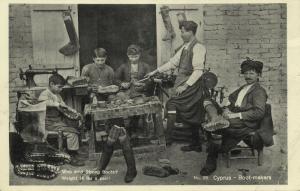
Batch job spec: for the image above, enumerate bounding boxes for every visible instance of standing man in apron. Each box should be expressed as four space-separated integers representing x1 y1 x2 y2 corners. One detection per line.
146 20 208 152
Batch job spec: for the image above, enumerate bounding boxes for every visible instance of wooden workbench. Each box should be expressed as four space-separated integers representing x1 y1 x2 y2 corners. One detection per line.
84 97 166 160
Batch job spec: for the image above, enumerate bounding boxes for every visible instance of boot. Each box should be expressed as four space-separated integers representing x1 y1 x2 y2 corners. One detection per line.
200 143 219 176
122 138 137 183
90 142 113 180
165 113 176 146
181 125 202 152
203 104 229 132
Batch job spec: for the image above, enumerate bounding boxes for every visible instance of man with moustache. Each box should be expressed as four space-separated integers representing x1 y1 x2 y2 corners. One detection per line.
200 58 268 176
145 20 208 152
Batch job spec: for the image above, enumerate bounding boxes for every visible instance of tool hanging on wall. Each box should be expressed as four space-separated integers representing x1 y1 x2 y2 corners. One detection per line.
160 6 176 41
59 10 80 56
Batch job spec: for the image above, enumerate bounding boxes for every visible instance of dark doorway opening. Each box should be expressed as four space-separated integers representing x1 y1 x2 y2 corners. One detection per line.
78 4 157 72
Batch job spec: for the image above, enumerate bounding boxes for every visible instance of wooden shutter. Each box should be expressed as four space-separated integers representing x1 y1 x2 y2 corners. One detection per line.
30 4 80 86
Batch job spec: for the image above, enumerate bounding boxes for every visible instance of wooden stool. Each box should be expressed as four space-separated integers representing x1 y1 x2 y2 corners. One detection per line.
226 132 263 168
46 130 64 152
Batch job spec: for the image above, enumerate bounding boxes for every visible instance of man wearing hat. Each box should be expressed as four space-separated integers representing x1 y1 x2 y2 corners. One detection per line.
81 47 115 89
200 58 268 176
146 20 208 152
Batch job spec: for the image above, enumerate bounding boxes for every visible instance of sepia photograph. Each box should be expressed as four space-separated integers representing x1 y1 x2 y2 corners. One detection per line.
5 2 288 187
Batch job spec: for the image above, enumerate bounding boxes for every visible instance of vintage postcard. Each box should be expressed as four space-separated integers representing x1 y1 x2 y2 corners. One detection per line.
1 0 299 190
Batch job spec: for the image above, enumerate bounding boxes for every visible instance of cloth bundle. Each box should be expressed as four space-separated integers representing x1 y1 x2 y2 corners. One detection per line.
142 165 181 178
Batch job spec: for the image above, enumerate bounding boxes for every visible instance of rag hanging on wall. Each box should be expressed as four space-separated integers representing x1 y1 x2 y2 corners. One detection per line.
59 10 80 56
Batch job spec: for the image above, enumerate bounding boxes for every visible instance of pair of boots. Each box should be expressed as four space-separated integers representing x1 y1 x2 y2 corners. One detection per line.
90 138 137 183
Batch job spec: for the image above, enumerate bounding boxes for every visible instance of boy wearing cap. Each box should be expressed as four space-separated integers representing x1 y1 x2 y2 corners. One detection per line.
200 58 268 176
81 48 115 89
145 20 207 151
38 74 85 166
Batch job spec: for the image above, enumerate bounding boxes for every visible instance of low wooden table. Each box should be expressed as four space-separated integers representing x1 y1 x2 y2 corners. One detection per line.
84 97 166 160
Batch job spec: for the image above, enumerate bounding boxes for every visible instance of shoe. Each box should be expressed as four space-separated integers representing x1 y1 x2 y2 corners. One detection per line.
200 157 217 176
181 144 202 152
142 166 169 177
69 157 85 166
200 165 216 176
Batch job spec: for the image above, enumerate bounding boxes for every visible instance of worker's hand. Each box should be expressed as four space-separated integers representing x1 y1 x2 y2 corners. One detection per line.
121 82 131 89
145 70 158 78
176 84 188 96
223 109 240 119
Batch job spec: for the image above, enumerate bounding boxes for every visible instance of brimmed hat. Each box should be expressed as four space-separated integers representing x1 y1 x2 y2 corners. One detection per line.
241 58 263 74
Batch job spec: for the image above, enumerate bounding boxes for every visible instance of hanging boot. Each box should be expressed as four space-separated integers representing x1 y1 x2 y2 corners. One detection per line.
90 142 113 180
121 137 137 183
200 142 219 176
202 103 229 132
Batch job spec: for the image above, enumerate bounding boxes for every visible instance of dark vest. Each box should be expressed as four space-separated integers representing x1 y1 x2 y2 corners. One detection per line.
174 38 200 87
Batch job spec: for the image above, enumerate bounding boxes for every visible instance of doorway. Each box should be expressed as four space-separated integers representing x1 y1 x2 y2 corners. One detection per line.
78 4 157 72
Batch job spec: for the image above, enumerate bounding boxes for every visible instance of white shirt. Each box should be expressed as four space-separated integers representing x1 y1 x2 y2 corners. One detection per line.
131 63 138 73
157 39 206 86
234 83 255 119
38 88 64 107
235 83 255 107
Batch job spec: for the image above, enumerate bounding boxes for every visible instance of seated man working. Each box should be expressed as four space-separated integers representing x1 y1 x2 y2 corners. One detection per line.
81 47 115 101
200 58 268 176
115 44 153 136
38 74 85 166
